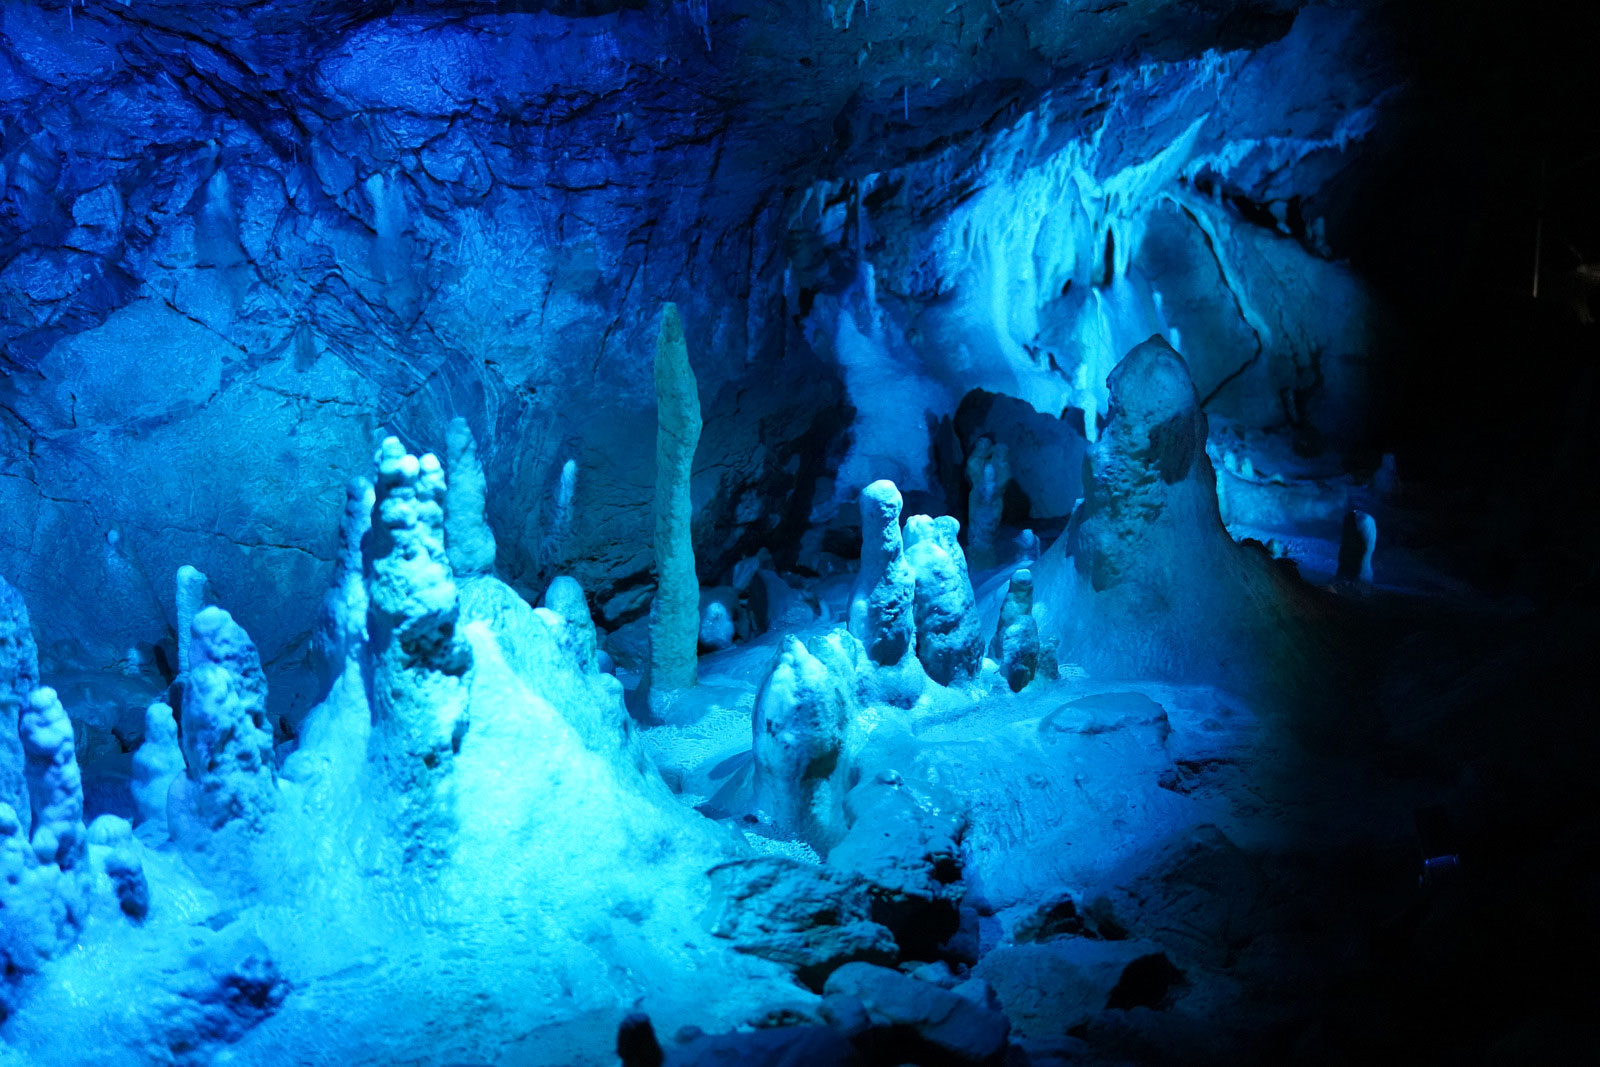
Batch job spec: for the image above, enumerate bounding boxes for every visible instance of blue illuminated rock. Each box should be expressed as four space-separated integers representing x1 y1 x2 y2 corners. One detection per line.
365 438 473 865
752 631 860 850
848 480 916 669
20 688 86 872
649 303 704 696
0 576 40 821
1336 507 1377 584
990 569 1042 693
130 701 184 833
904 514 983 686
706 857 897 990
170 608 277 838
1033 337 1324 696
964 438 1009 571
445 417 496 579
823 961 1011 1065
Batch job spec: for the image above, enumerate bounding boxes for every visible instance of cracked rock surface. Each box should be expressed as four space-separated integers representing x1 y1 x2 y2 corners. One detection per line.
0 0 1396 729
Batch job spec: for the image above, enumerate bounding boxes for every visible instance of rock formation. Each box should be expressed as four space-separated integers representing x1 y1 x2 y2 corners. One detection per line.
697 588 736 653
130 701 184 833
1337 507 1377 584
313 478 374 689
648 302 703 694
0 576 39 822
444 417 496 578
848 480 916 669
0 684 109 1014
365 437 473 863
20 688 86 872
86 815 149 921
990 569 1042 693
904 514 984 685
538 575 602 675
1032 336 1324 695
175 564 209 677
965 437 1010 570
751 632 860 850
171 608 277 837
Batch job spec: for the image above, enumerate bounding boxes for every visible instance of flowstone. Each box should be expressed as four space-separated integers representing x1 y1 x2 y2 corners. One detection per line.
1033 336 1327 696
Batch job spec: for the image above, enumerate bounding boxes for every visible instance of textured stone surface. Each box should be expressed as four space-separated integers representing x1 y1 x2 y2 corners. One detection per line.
0 0 1395 731
0 576 40 820
706 856 897 991
649 303 703 693
823 961 1011 1065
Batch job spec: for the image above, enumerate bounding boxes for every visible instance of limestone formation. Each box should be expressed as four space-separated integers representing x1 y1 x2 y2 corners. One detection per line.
991 569 1042 693
1033 336 1323 695
0 801 80 1007
752 631 859 850
823 962 1011 1065
698 588 737 653
365 437 473 861
19 688 86 872
444 417 496 577
904 514 984 685
848 480 916 668
538 575 601 675
313 477 373 687
649 302 703 693
0 575 39 822
1336 507 1377 584
964 436 1010 570
86 815 149 921
130 701 184 832
706 857 897 990
173 608 276 835
175 564 209 676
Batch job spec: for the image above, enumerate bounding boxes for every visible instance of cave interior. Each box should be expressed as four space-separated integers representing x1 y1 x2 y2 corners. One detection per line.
0 1 1597 1064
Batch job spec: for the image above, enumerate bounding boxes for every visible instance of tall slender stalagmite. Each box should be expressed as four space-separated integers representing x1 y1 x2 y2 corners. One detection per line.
648 303 702 693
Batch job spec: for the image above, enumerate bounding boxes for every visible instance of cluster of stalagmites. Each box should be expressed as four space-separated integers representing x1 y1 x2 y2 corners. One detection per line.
1 578 149 1018
0 418 622 1028
748 477 1050 860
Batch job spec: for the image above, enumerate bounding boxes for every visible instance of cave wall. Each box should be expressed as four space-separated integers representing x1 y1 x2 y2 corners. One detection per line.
787 5 1400 499
0 0 1399 725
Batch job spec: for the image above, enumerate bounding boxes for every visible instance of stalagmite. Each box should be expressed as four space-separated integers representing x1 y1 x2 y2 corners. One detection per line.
990 569 1041 692
86 815 148 921
444 417 496 577
649 303 703 693
130 701 184 832
0 575 40 821
1336 508 1377 584
20 688 85 871
698 589 737 653
1032 336 1324 696
173 607 276 835
313 477 374 688
904 514 983 685
365 437 473 863
175 564 209 676
848 480 915 668
539 575 602 675
751 631 859 850
965 437 1009 570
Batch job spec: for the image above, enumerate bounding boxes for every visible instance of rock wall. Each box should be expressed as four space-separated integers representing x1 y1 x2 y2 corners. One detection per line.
0 0 1399 725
